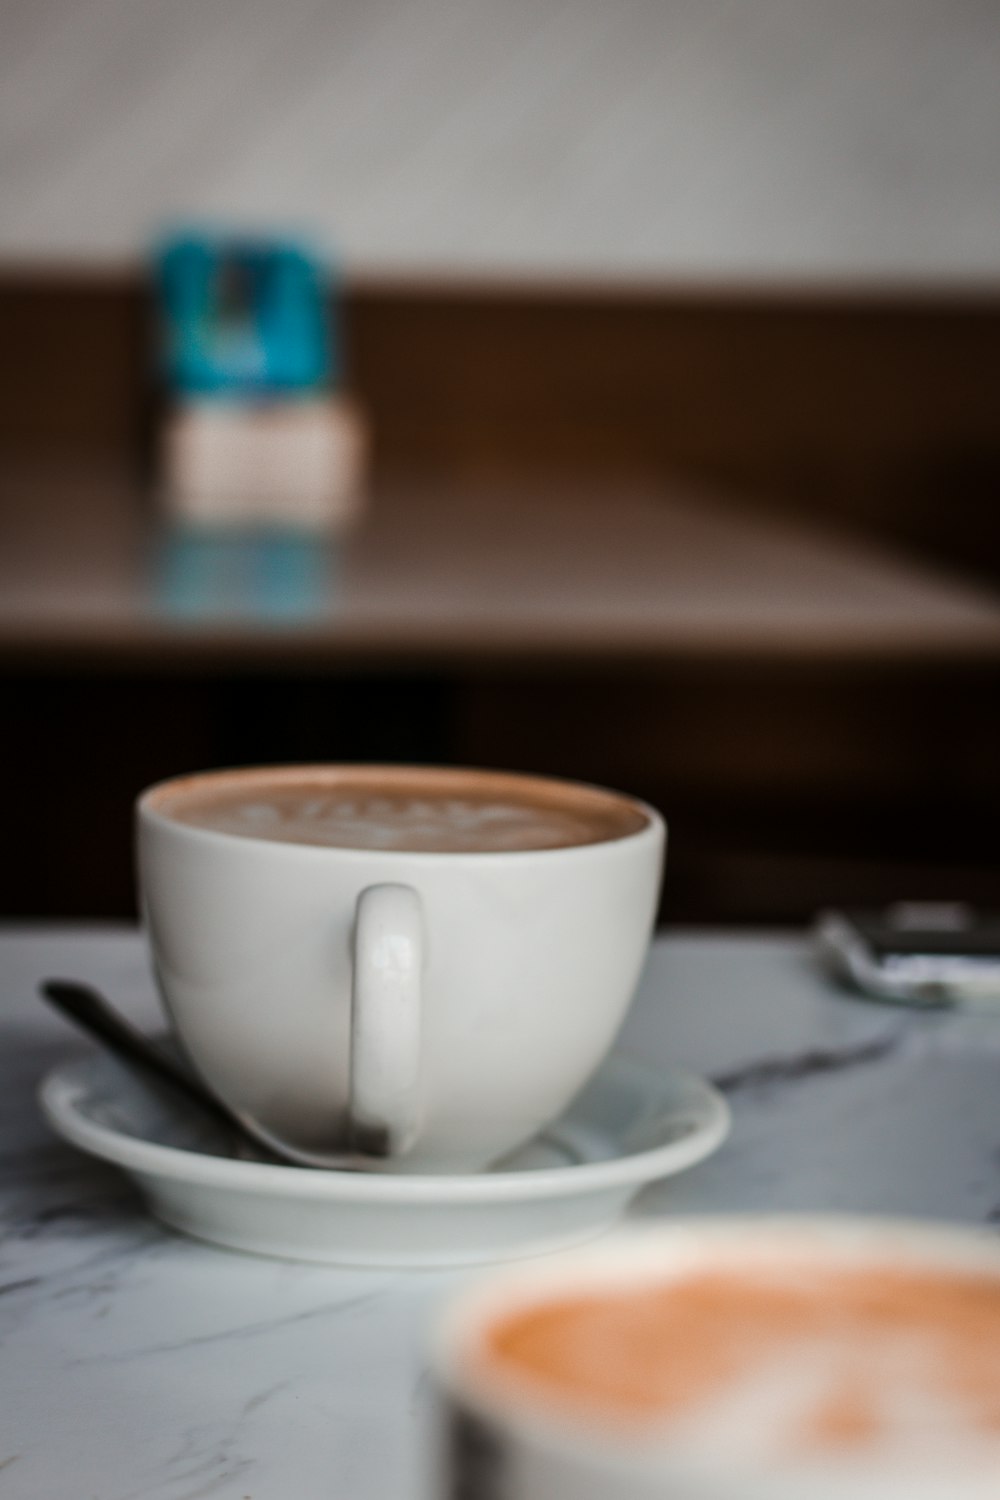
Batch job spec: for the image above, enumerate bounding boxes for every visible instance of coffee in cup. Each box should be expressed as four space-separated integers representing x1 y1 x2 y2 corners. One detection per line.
138 765 664 1172
434 1219 1000 1498
151 766 649 854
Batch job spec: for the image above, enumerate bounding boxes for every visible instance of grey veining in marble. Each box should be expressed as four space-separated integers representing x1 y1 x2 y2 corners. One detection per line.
2 925 1000 1498
1 0 999 282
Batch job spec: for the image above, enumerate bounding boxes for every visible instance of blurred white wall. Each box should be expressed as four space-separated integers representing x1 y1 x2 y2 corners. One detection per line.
1 0 998 282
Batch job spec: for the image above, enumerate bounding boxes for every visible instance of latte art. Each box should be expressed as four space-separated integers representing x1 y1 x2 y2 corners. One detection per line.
150 768 649 853
203 793 610 851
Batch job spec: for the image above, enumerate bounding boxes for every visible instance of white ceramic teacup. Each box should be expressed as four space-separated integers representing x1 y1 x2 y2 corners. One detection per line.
136 765 664 1173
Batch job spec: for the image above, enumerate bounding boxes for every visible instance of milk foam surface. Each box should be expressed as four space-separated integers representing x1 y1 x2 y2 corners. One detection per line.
477 1261 1000 1467
154 771 648 853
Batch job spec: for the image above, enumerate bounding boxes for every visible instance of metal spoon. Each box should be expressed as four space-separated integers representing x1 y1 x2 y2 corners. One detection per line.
40 980 372 1171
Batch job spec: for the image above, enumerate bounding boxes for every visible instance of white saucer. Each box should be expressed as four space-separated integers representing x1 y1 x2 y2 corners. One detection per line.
39 1051 729 1267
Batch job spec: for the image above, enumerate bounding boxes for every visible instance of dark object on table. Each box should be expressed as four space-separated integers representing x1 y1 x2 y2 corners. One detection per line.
814 903 1000 1009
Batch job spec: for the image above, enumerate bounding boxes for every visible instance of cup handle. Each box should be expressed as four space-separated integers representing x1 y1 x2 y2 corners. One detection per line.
349 883 423 1157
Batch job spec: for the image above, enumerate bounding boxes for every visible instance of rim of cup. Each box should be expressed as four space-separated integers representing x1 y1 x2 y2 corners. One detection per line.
137 762 665 861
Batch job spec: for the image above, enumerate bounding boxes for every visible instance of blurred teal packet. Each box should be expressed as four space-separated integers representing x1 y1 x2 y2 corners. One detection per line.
155 231 338 398
153 229 368 536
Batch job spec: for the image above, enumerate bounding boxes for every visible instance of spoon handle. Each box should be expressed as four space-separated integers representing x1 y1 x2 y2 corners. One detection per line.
40 979 367 1171
40 979 235 1131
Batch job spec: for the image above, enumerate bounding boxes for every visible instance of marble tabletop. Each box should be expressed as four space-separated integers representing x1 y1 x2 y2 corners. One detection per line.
2 925 1000 1499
